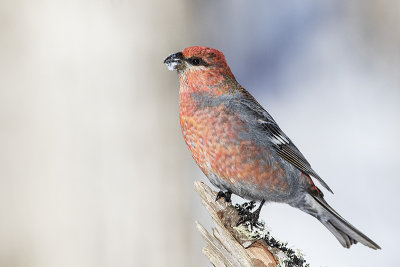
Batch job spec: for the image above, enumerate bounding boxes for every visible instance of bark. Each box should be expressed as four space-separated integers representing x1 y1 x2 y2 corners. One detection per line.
194 181 278 267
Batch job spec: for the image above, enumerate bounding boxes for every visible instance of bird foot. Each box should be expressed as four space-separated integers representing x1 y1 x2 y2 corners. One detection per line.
236 200 265 229
216 190 232 202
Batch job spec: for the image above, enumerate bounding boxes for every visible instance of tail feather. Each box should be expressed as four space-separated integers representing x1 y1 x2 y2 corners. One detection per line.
301 193 381 250
324 219 358 248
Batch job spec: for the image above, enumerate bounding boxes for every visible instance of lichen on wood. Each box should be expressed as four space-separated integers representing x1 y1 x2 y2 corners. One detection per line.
194 181 309 267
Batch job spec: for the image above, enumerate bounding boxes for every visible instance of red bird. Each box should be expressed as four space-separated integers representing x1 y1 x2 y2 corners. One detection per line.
164 46 380 249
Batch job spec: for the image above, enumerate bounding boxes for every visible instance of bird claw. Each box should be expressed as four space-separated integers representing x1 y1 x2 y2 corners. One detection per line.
236 209 261 228
216 190 232 202
235 200 265 229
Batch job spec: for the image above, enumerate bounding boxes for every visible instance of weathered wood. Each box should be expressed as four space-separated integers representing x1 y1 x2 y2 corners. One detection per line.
194 181 277 267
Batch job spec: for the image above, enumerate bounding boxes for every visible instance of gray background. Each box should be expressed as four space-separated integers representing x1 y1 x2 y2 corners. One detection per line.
0 0 398 266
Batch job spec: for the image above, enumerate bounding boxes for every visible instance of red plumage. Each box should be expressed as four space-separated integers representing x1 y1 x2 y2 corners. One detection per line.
164 46 380 250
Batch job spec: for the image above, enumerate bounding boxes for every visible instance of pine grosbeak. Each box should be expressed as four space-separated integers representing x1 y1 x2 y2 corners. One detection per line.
164 46 380 249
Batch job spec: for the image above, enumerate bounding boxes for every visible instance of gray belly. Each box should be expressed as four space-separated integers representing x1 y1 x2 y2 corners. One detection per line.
206 164 304 204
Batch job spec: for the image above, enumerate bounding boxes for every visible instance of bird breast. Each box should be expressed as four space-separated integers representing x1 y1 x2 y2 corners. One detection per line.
178 91 290 197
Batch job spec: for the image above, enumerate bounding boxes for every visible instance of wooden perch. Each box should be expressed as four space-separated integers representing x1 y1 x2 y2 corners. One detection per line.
194 181 309 267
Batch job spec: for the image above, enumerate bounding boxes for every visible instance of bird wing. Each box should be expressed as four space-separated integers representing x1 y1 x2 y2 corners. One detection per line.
237 96 334 194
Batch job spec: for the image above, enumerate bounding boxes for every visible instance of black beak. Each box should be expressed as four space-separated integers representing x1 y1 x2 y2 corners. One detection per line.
164 52 183 64
164 52 184 71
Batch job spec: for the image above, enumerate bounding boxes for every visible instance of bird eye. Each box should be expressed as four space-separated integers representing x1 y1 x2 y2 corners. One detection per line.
191 58 201 65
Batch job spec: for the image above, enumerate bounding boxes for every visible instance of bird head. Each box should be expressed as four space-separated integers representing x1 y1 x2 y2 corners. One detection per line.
164 46 233 77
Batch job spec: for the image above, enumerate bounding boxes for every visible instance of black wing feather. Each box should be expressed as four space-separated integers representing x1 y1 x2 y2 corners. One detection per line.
267 122 334 194
238 96 334 194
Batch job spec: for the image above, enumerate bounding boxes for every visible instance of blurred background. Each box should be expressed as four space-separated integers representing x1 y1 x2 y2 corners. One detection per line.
0 0 399 266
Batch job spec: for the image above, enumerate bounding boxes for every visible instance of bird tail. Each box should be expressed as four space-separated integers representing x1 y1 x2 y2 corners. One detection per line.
298 193 381 249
